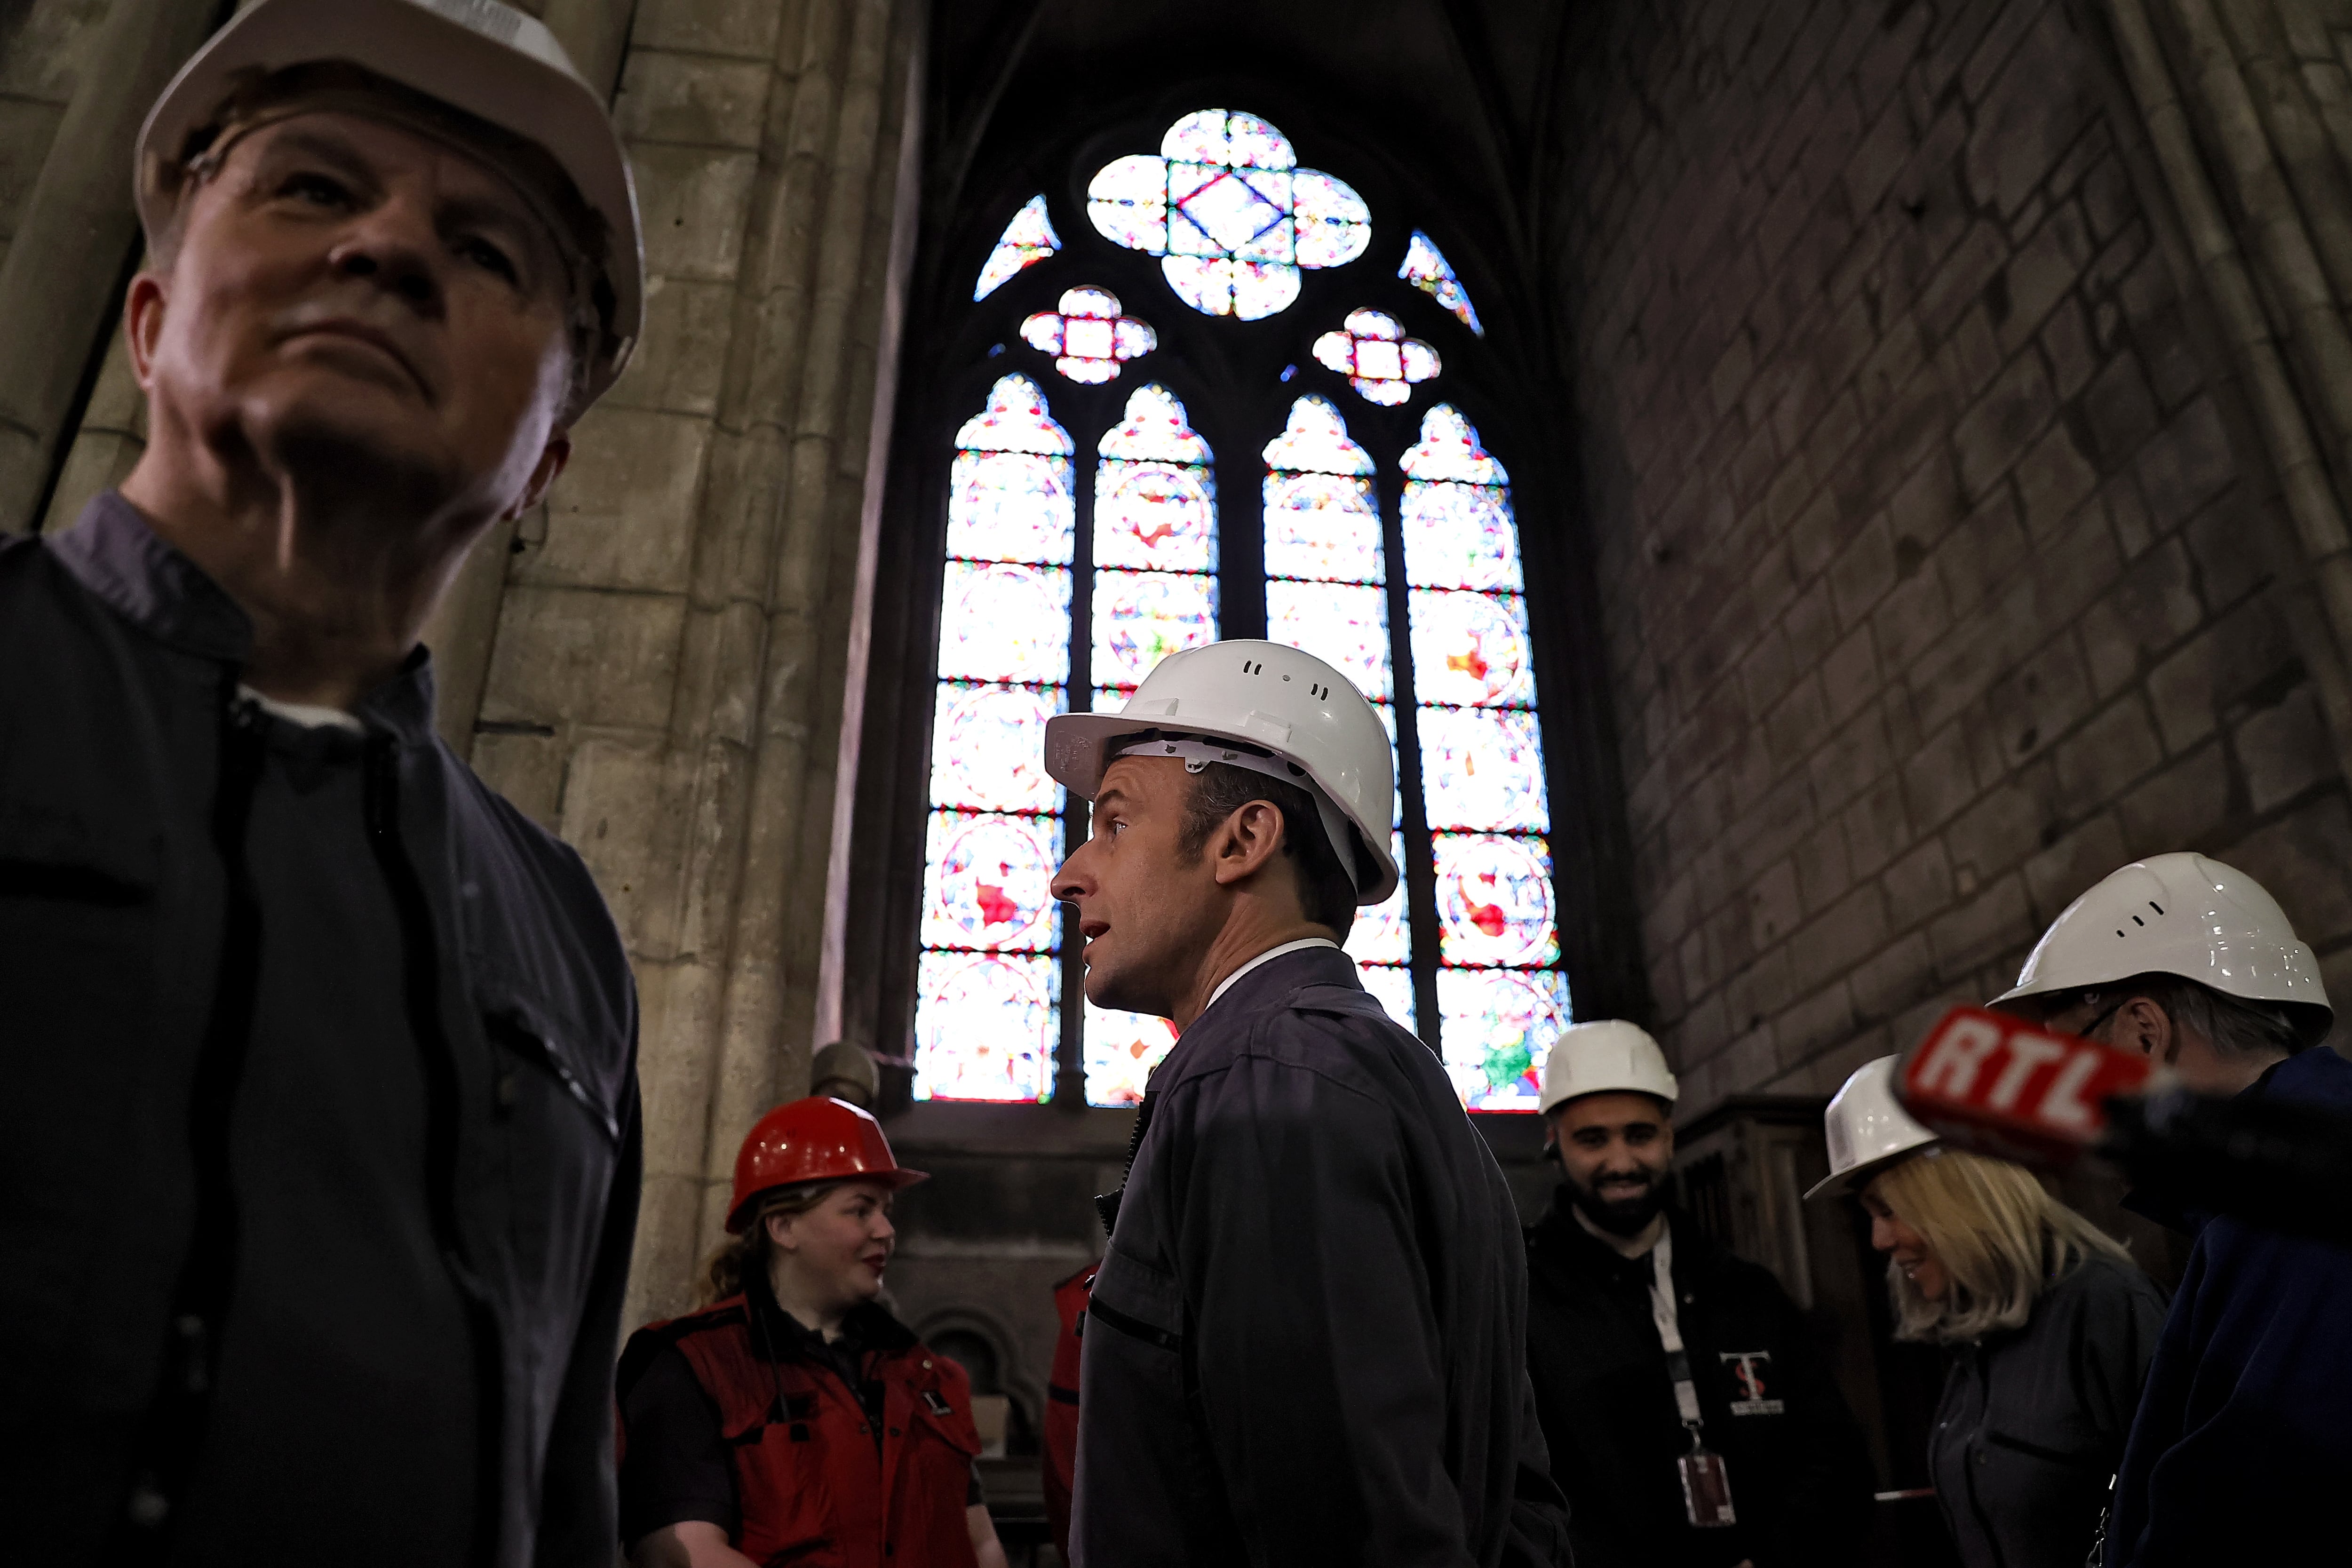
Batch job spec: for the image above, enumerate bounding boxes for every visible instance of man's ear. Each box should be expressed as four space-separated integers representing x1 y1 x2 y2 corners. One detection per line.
508 431 571 521
1208 799 1288 888
2109 996 2175 1064
124 272 170 390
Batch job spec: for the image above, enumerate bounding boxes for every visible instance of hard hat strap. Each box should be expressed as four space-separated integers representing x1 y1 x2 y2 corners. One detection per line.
1113 737 1367 894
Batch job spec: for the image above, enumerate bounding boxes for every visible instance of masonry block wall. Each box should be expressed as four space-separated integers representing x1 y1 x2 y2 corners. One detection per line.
1544 0 2352 1114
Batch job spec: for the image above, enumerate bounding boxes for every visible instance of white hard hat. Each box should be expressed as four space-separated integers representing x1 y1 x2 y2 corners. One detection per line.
1993 852 2332 1045
1537 1020 1677 1116
135 0 643 412
1043 640 1399 904
1805 1056 1939 1201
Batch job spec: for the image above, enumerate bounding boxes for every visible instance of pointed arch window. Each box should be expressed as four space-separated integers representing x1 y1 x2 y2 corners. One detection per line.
916 108 1557 1111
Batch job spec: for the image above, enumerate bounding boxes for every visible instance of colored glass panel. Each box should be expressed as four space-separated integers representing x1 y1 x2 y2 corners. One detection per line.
1086 110 1369 320
1418 707 1548 832
1398 230 1484 335
1358 963 1418 1033
1083 1001 1182 1106
1433 833 1559 967
918 380 1078 1103
1096 464 1216 572
913 952 1058 1102
1263 470 1384 581
920 810 1062 952
1093 569 1217 691
1312 308 1440 406
1402 479 1519 592
973 194 1060 302
938 560 1073 685
1436 968 1566 1111
1099 382 1215 465
1398 403 1507 486
1020 286 1157 384
1345 830 1412 966
1407 589 1533 708
929 683 1065 815
1268 579 1391 701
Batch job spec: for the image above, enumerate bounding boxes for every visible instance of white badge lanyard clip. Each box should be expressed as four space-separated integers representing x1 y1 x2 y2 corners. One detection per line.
1647 1231 1737 1529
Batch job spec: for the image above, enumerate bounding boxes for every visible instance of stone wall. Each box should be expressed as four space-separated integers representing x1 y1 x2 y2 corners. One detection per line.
1543 0 2352 1113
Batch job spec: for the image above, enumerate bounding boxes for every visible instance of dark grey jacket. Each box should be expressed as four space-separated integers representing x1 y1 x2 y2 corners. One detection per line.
1070 944 1570 1568
0 495 641 1567
1929 1255 2168 1568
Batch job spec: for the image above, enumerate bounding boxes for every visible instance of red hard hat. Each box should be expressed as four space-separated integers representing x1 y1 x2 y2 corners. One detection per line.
727 1096 927 1233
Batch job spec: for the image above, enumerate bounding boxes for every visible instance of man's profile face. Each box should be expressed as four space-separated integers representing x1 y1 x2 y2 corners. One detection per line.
1052 756 1224 1019
1548 1090 1674 1237
132 109 574 520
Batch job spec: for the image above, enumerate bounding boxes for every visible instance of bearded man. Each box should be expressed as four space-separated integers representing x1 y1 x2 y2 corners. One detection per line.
1521 1024 1872 1568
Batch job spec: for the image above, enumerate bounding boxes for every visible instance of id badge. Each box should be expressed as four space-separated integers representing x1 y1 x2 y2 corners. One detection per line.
1678 1444 1737 1528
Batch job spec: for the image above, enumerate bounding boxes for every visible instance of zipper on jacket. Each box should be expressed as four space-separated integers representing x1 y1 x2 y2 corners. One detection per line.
364 734 507 1568
1095 1089 1156 1237
111 684 268 1560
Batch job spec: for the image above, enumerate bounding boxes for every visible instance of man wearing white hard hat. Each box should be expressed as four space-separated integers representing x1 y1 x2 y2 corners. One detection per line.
1522 1023 1870 1568
1983 854 2352 1566
1046 640 1570 1567
1807 1059 2163 1568
0 2 643 1564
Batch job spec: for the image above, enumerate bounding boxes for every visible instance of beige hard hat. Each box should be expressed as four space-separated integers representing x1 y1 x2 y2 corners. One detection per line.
135 0 644 413
1045 640 1400 904
1993 853 2332 1046
1537 1019 1677 1117
1805 1056 1939 1201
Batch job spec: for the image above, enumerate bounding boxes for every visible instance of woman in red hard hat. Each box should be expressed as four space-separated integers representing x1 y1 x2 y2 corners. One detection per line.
617 1097 1009 1568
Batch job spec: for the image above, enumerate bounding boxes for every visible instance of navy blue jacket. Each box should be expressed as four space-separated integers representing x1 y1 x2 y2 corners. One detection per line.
1070 944 1571 1568
0 495 641 1567
2104 1045 2352 1565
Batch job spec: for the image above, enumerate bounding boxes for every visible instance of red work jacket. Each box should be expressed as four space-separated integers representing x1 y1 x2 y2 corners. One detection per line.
649 1296 982 1568
1042 1262 1096 1561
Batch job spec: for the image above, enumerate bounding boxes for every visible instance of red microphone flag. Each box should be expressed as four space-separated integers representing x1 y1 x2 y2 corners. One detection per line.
1892 1006 2155 1169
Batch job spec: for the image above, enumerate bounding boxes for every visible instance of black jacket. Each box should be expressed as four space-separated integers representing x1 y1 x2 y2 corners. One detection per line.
1928 1255 2166 1568
1523 1202 1873 1568
0 495 641 1567
1071 944 1570 1568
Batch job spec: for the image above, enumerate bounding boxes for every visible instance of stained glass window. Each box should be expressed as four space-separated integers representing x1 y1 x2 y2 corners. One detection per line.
1401 405 1552 1108
1087 110 1370 320
1259 397 1412 1021
975 194 1060 301
914 375 1073 1101
1021 287 1157 383
1312 308 1440 406
1399 230 1483 335
916 376 1221 1106
933 121 1564 1113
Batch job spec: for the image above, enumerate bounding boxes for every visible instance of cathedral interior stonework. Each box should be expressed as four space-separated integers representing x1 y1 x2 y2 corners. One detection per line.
8 0 2351 1560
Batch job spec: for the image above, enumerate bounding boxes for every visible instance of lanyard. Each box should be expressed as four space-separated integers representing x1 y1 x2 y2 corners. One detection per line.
1644 1227 1737 1528
1645 1230 1706 1431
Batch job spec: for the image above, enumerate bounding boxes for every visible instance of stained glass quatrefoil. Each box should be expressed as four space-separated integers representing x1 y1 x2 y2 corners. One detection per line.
1020 287 1158 383
1313 309 1440 405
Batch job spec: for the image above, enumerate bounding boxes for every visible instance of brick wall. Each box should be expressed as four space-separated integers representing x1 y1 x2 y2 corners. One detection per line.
1543 0 2352 1112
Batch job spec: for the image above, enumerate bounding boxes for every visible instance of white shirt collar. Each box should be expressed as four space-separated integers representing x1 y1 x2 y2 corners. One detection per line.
239 684 363 733
1204 937 1343 1012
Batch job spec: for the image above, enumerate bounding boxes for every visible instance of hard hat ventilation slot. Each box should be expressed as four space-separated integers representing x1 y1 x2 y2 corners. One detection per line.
2149 901 2164 915
1310 681 1331 700
1242 659 1264 675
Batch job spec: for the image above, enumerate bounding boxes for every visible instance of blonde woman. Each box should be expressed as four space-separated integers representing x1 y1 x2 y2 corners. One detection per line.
1809 1059 2166 1568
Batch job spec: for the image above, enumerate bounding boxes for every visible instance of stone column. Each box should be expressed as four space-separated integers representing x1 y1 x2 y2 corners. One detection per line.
2100 0 2352 777
467 0 922 1329
0 0 221 535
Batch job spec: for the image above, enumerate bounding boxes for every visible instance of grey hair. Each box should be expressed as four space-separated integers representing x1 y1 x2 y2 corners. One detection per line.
2075 973 2302 1061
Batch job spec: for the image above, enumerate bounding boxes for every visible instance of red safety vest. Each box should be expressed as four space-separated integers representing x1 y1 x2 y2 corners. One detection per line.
1041 1262 1096 1561
647 1297 982 1568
